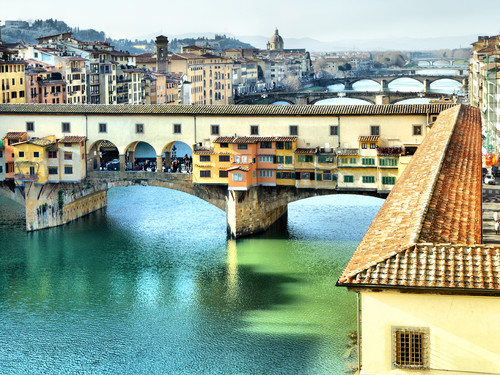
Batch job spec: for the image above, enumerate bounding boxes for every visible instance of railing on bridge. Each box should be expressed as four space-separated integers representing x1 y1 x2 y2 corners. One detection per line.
87 170 192 182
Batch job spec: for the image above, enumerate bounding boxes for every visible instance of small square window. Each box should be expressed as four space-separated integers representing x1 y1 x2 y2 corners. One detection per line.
62 122 71 133
330 125 338 136
19 151 25 158
34 152 39 158
64 166 73 174
48 151 57 158
173 124 181 134
289 125 298 136
48 167 58 175
26 122 34 132
370 125 380 136
211 125 220 135
237 144 248 150
413 125 422 136
250 125 259 135
392 327 429 369
99 123 107 133
64 152 72 160
370 143 377 149
136 123 144 133
362 143 367 149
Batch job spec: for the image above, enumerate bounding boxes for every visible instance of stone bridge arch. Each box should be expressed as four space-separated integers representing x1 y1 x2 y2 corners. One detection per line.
87 139 120 171
310 97 375 105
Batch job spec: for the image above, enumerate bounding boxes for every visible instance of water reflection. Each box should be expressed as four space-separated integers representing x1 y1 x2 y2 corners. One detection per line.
0 189 383 374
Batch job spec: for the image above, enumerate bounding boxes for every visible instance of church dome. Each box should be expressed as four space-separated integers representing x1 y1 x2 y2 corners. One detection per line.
268 28 284 50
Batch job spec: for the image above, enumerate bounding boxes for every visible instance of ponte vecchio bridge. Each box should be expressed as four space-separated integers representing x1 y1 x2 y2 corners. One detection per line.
0 103 472 238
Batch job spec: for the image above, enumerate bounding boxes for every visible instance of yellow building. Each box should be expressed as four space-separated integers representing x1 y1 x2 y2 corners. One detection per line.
275 137 297 186
0 60 27 104
13 135 56 184
336 105 497 375
13 135 87 185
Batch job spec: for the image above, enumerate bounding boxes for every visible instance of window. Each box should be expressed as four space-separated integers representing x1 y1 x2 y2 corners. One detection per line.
64 166 73 174
301 172 311 180
19 151 24 158
370 125 380 136
382 176 396 185
211 125 220 135
219 170 228 178
393 327 429 369
26 122 34 132
63 152 72 160
276 155 284 164
220 143 228 148
298 155 313 163
0 150 2 157
318 155 334 163
99 123 107 133
200 170 211 178
362 176 375 183
380 158 397 166
370 143 377 149
285 156 293 164
362 158 375 165
219 155 230 162
48 167 58 175
34 152 39 158
289 125 298 136
173 124 181 134
232 173 243 181
199 155 211 162
349 157 357 164
62 122 71 133
413 125 422 136
361 143 367 149
285 141 292 150
136 123 144 133
275 141 284 149
323 173 332 181
250 125 259 135
0 166 2 173
259 170 273 178
277 171 293 179
330 125 338 136
344 175 354 183
259 155 274 163
237 144 247 150
260 141 272 149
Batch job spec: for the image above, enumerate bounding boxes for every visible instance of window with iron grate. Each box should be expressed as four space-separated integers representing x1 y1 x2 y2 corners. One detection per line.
392 327 429 369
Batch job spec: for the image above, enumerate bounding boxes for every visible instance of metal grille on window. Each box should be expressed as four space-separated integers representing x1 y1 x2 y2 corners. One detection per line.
392 327 429 369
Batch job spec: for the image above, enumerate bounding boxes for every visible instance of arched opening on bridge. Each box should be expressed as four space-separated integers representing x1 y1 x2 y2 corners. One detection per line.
352 79 380 92
161 141 193 173
387 77 424 92
287 194 384 241
125 141 157 171
272 101 292 105
327 83 345 92
429 78 462 94
87 140 119 171
417 61 431 67
314 98 373 105
394 98 431 105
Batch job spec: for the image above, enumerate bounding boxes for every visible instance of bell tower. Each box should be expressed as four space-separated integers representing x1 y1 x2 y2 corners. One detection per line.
156 35 169 73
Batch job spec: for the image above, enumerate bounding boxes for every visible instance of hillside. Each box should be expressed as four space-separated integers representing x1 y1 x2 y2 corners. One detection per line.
1 19 254 54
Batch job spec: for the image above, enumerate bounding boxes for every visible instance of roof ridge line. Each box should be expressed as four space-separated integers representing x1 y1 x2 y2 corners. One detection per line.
410 104 462 245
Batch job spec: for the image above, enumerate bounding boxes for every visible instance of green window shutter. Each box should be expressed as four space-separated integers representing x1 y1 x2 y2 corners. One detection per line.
316 173 322 181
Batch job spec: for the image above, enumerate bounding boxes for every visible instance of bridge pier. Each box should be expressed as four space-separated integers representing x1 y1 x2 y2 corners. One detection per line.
344 81 353 90
381 80 389 90
295 96 309 105
226 186 289 238
24 181 108 231
423 79 431 93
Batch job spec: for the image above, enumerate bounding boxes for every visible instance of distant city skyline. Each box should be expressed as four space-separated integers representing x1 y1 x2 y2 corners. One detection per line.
4 0 500 45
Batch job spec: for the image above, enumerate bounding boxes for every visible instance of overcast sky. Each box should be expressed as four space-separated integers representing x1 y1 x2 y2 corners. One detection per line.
4 0 500 42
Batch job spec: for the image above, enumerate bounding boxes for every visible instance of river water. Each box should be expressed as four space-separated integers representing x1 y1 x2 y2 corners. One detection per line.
0 186 383 374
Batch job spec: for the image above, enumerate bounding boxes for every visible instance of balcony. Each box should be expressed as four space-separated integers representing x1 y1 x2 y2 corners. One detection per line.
71 67 81 73
377 146 402 156
15 173 38 182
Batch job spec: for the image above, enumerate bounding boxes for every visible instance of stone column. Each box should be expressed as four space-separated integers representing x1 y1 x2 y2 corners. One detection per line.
226 186 288 238
156 155 163 173
119 154 126 172
375 95 389 105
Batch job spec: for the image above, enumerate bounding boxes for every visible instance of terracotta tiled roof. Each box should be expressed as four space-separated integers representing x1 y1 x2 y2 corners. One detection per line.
359 136 380 142
337 105 484 291
5 132 27 139
0 104 455 117
226 166 250 172
345 244 500 291
214 136 298 144
15 138 55 147
59 136 86 143
295 148 316 154
194 150 215 155
214 137 236 143
337 148 359 156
